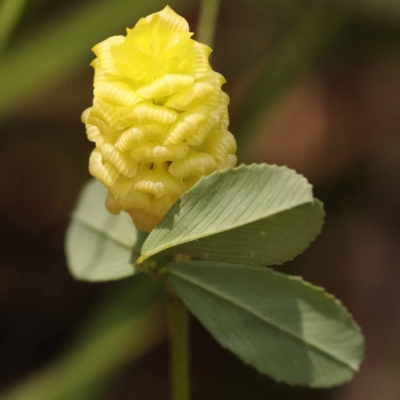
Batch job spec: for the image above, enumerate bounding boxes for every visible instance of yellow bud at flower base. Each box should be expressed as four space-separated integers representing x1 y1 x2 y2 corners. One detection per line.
82 6 237 232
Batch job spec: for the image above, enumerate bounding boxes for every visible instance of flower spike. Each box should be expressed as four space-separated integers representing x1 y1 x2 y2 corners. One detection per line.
83 6 237 232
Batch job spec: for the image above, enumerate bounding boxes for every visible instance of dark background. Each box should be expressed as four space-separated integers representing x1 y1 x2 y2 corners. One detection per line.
1 0 400 399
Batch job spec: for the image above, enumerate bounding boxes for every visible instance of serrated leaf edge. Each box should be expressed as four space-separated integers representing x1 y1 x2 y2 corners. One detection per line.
140 163 321 262
167 263 363 378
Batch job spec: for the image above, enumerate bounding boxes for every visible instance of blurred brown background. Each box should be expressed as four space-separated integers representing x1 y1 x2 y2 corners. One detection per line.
1 0 400 399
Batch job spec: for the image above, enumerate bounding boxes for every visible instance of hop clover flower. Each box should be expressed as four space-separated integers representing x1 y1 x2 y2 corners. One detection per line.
82 6 237 232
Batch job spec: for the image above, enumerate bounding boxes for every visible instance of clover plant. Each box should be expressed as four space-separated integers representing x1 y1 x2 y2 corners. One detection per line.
66 5 364 400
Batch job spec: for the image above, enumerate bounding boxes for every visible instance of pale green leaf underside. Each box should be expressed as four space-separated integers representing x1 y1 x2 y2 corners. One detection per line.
167 261 364 387
66 179 139 281
140 164 324 266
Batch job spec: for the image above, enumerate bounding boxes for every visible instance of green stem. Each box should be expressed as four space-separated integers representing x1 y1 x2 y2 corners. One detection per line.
167 289 190 400
0 0 28 55
234 2 346 159
164 3 221 398
197 0 221 46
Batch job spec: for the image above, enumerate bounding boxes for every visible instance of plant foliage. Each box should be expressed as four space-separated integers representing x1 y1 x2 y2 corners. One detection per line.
65 163 363 388
167 261 364 387
139 164 324 266
66 179 141 281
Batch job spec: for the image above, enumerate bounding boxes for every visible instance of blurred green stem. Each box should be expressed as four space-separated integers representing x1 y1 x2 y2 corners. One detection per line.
0 275 165 400
197 0 221 46
0 0 27 55
0 0 195 121
234 1 346 159
165 2 223 396
168 289 190 400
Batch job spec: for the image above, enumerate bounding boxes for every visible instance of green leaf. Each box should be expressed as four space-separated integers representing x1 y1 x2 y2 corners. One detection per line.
167 261 364 387
66 179 143 281
139 164 324 267
0 274 165 400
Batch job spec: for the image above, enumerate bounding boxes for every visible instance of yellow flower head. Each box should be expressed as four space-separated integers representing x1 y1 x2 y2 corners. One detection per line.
82 6 237 232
